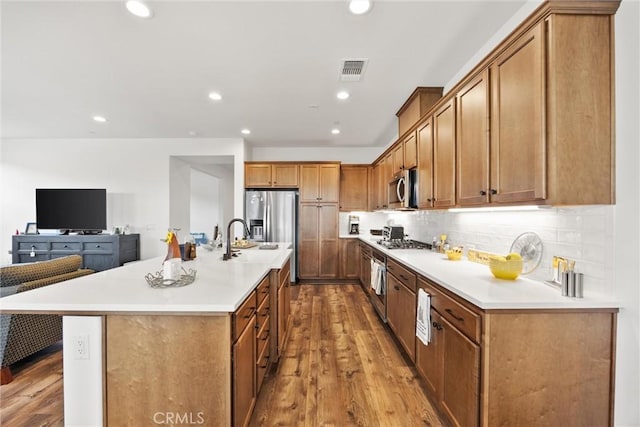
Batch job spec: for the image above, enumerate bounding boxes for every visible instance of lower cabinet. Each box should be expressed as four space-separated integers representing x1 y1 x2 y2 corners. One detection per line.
359 243 372 293
277 259 292 359
233 289 258 427
386 272 417 362
338 238 360 279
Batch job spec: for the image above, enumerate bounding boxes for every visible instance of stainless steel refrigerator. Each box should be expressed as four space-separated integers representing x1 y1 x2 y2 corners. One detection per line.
245 190 298 282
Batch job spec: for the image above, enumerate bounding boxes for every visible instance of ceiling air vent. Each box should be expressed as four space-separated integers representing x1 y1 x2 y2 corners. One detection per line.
340 59 368 82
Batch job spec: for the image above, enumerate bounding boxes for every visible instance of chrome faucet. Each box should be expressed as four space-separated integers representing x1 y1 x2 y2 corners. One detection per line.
222 218 251 261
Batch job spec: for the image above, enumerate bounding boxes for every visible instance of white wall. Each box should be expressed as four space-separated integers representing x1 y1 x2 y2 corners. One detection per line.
190 169 221 238
0 138 245 262
250 146 382 164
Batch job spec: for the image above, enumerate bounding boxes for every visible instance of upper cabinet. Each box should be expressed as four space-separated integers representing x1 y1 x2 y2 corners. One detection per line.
300 163 340 203
417 117 434 209
245 163 298 188
392 143 404 176
403 132 418 170
433 99 456 208
340 165 369 211
456 70 490 206
489 22 546 204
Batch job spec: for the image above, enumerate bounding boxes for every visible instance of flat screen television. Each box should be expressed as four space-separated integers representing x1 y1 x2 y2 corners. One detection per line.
36 188 107 234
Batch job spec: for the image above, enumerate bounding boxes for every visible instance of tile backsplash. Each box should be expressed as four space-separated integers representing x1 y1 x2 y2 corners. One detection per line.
339 206 614 297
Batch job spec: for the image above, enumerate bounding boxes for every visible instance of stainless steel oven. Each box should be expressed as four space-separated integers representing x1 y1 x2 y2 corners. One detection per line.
388 168 417 210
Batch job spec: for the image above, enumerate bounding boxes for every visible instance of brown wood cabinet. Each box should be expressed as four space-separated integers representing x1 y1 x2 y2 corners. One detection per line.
276 259 291 359
245 163 299 188
371 161 386 210
300 163 340 203
417 117 434 208
457 70 490 206
392 143 404 175
298 203 338 279
339 165 369 211
403 131 417 170
433 99 456 208
233 292 257 427
386 259 417 362
338 238 360 280
359 242 372 293
490 21 546 204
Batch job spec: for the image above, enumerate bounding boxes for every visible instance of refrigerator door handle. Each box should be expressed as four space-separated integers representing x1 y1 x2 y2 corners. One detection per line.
264 192 270 242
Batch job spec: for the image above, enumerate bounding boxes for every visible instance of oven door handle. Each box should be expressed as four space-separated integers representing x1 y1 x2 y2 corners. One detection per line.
396 176 405 203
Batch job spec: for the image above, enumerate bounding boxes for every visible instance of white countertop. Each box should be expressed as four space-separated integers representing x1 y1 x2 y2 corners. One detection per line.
359 236 619 310
0 244 292 315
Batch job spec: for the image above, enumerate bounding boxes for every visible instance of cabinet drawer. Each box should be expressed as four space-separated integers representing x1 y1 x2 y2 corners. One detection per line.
387 259 417 292
18 241 49 251
51 242 81 251
257 316 270 358
257 275 270 306
359 243 372 257
233 291 257 341
419 277 480 343
257 294 270 329
256 334 271 390
83 242 113 252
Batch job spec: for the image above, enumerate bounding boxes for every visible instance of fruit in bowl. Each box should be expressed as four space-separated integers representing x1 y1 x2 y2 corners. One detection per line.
445 247 463 261
489 253 523 280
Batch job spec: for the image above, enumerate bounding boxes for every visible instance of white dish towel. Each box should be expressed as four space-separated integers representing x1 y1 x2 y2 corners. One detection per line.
370 259 385 296
416 288 431 345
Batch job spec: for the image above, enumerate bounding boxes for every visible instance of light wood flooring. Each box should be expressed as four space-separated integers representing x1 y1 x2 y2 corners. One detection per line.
0 284 444 426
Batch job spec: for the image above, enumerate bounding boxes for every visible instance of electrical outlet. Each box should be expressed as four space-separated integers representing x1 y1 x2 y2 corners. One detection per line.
73 334 90 360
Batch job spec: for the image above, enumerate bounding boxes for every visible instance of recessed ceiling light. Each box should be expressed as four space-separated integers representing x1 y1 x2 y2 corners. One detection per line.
208 91 222 101
241 129 251 135
336 91 350 100
125 1 153 18
349 0 372 15
92 115 107 123
331 128 341 135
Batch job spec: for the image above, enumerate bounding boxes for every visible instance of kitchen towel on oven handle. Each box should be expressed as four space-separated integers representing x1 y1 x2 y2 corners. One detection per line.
370 258 385 296
416 288 431 345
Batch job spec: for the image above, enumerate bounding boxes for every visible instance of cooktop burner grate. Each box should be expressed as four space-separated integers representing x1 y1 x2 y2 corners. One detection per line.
377 239 432 250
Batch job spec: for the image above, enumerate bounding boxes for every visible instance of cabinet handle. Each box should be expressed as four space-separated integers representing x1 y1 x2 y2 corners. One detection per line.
95 245 101 248
261 310 269 317
273 181 277 184
244 307 256 319
394 285 400 291
445 308 464 322
432 321 443 331
479 190 487 196
490 189 498 195
399 274 408 281
427 198 432 202
255 323 260 330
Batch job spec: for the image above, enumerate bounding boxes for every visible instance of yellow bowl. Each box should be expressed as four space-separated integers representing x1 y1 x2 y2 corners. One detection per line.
445 249 462 261
489 257 523 280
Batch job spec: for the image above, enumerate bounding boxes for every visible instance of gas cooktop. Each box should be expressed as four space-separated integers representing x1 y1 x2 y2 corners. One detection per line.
377 239 432 250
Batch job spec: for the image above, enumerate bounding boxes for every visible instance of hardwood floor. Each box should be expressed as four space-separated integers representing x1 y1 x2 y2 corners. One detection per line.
251 284 444 426
0 284 444 427
0 342 63 427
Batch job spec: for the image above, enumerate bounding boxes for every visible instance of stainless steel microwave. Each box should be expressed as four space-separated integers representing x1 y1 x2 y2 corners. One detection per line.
388 169 417 210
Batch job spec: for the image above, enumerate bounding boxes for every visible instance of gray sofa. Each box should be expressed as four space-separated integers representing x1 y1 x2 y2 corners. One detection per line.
1 255 94 384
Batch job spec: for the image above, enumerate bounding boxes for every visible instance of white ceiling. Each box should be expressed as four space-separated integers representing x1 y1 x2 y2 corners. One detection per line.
1 1 526 148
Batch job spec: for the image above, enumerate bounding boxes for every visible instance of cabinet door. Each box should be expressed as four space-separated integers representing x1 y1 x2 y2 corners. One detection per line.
339 238 360 279
387 274 416 362
416 309 443 397
440 315 480 427
272 164 298 187
457 70 490 206
403 132 417 170
300 165 320 202
319 164 340 203
393 143 404 174
417 117 434 208
298 203 320 278
371 162 383 210
318 204 338 278
340 166 368 211
233 315 257 427
360 253 371 292
490 21 546 203
433 99 456 208
245 164 273 188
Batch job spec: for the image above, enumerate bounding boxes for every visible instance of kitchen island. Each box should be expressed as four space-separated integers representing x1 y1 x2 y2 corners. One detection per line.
0 245 292 427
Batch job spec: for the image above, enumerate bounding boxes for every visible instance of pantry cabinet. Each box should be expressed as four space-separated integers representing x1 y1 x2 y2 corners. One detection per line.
489 21 546 204
433 99 456 208
245 163 299 188
456 70 490 206
298 203 338 279
300 163 340 203
339 165 369 211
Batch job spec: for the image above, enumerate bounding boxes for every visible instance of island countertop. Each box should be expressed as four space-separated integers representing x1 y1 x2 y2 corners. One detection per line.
359 236 619 310
0 244 292 315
